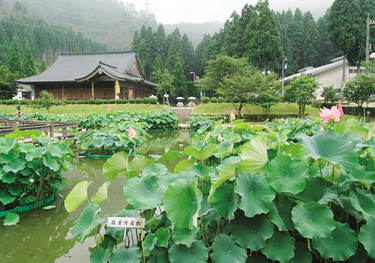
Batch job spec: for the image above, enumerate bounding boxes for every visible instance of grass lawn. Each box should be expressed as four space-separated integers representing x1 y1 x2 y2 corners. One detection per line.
192 103 321 118
0 104 167 115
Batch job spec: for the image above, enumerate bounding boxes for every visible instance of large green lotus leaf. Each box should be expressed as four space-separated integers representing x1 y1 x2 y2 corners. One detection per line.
0 138 17 154
110 247 142 263
172 227 198 247
3 213 20 226
291 201 335 239
43 154 59 172
358 218 375 258
18 143 34 153
3 159 26 174
159 171 197 191
161 150 185 162
174 158 196 173
299 130 360 174
103 152 128 179
89 247 110 263
245 255 268 262
0 190 16 205
142 163 169 178
214 141 233 158
164 179 202 229
234 172 275 218
261 231 295 263
8 184 23 196
47 143 63 158
144 233 158 254
212 184 238 219
1 173 17 184
155 227 171 248
123 175 164 210
349 188 375 221
268 193 295 231
192 165 215 179
71 202 101 243
288 241 312 263
184 144 219 160
216 156 241 172
210 234 247 263
295 177 336 205
91 181 110 205
335 119 374 141
25 147 46 161
169 240 208 263
64 181 92 213
231 211 274 251
128 156 153 176
312 222 357 261
266 155 307 194
279 142 307 159
208 163 236 202
239 136 268 173
347 165 375 189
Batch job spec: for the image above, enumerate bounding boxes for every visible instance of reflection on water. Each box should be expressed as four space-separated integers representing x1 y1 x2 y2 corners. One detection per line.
0 130 192 262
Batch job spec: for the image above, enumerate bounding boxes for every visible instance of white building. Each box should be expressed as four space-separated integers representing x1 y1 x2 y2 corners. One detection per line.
284 57 366 100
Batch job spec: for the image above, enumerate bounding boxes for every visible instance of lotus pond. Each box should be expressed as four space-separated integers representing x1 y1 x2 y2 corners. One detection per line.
0 130 192 262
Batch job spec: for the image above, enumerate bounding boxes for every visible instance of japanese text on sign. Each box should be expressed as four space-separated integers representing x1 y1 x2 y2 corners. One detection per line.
107 217 145 228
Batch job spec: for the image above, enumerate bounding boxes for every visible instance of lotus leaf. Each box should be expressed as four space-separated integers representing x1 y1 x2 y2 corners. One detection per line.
239 136 268 173
174 158 196 173
64 181 92 213
105 209 140 239
172 227 198 247
91 181 110 205
231 211 274 251
211 184 238 219
312 222 357 261
261 231 295 263
109 247 142 263
25 147 46 161
299 130 360 174
43 154 59 171
210 234 247 263
266 155 307 194
163 179 202 229
268 193 295 231
208 163 236 202
128 156 152 176
8 184 23 196
0 190 16 205
144 233 158 254
169 240 208 263
184 144 219 160
347 165 375 188
71 202 101 243
155 227 171 248
142 163 169 177
0 138 17 154
90 247 110 263
214 141 233 158
358 218 375 258
1 173 17 184
103 152 128 179
349 188 375 221
295 177 336 205
291 201 335 239
192 165 215 179
123 174 164 209
235 172 275 217
288 241 312 263
161 150 184 162
3 159 26 174
3 213 20 226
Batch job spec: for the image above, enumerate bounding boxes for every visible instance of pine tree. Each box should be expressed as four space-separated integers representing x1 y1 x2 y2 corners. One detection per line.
181 34 195 77
154 24 168 62
6 39 22 74
303 15 320 67
21 41 37 77
289 9 305 71
171 57 187 98
166 33 183 72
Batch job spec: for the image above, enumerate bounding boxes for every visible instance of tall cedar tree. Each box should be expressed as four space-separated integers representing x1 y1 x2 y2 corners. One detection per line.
181 34 195 78
288 9 305 72
21 41 37 77
6 39 22 74
317 13 339 66
166 33 183 73
171 57 186 98
303 13 320 67
0 65 18 99
154 24 168 64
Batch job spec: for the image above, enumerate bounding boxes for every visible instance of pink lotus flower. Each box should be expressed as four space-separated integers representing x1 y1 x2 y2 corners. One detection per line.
230 112 236 121
338 102 344 116
128 127 136 139
108 105 111 112
218 133 223 142
319 106 341 125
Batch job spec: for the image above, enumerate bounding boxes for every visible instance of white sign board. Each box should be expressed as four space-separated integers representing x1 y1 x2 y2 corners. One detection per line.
107 217 145 228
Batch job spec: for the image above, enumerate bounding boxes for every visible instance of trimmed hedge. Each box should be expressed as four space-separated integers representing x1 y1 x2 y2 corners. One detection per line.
196 113 299 122
142 97 150 104
210 97 218 103
202 97 210 104
150 98 158 104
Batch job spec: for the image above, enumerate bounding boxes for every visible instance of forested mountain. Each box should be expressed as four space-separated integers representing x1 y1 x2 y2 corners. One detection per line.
0 1 107 64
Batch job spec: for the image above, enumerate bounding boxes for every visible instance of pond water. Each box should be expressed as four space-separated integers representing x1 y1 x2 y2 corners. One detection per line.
0 130 193 263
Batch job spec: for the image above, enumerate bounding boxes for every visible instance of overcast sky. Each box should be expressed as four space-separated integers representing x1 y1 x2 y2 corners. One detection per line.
122 0 335 24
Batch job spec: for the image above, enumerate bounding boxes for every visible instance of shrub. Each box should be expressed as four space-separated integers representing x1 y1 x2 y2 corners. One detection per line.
88 99 95 104
232 97 240 103
135 98 142 104
83 100 89 104
115 99 122 104
121 99 128 104
218 97 225 103
202 97 210 104
77 100 82 104
95 100 102 104
142 97 150 104
150 98 158 104
211 97 218 103
70 100 76 104
102 99 109 104
62 99 69 105
129 98 135 104
109 99 116 104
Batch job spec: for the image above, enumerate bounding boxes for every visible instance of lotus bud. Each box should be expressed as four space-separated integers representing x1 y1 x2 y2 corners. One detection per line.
230 112 236 121
218 133 223 142
128 127 136 139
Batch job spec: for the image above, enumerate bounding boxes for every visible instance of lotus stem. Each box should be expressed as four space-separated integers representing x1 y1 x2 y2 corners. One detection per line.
140 211 146 263
199 211 207 245
212 217 220 252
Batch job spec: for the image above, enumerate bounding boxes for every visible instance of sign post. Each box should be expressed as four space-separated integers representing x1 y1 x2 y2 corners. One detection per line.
107 217 145 246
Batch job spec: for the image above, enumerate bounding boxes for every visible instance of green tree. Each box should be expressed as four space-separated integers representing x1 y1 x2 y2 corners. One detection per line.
21 41 37 77
322 86 340 104
151 54 164 83
32 91 62 112
181 34 195 77
288 9 305 71
284 75 318 118
154 24 168 63
153 69 174 104
317 13 339 66
166 33 183 73
0 65 18 99
6 39 22 74
171 57 186 99
303 14 320 67
251 72 281 115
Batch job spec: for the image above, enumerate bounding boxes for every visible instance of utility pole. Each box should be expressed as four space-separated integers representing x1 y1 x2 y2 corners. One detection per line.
366 13 375 63
281 53 287 96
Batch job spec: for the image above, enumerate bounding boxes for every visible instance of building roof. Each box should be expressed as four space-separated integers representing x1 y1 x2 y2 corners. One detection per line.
17 51 156 87
283 57 345 82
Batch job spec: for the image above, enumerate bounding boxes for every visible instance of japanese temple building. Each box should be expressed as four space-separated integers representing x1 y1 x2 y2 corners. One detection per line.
17 51 157 100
